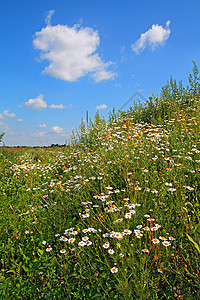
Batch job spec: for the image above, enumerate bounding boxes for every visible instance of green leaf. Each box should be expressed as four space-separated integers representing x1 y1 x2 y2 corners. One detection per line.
186 233 200 254
6 270 15 274
38 249 44 256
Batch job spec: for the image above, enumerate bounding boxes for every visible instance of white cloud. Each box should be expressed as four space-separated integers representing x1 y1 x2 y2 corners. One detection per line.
132 20 171 54
17 119 24 122
24 94 47 110
49 104 65 109
52 125 64 133
96 104 107 110
92 68 116 83
0 110 16 120
0 121 10 132
45 10 55 26
33 17 116 82
38 124 47 128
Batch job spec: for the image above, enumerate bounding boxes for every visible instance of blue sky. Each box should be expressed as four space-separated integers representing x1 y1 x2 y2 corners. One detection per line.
1 0 200 146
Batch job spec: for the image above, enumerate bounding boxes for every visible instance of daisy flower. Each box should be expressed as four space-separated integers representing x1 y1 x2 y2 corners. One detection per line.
60 237 68 242
108 249 115 254
60 249 66 254
103 242 110 249
136 233 143 238
136 225 143 229
68 238 76 244
78 241 86 247
159 236 167 241
142 248 149 253
152 238 160 244
147 218 155 222
111 267 118 273
125 213 132 219
46 247 53 252
143 226 150 231
115 233 123 239
168 188 176 192
151 227 158 231
162 241 171 247
86 241 92 246
124 229 132 235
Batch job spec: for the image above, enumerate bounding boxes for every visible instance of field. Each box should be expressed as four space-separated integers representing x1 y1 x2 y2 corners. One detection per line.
0 67 200 299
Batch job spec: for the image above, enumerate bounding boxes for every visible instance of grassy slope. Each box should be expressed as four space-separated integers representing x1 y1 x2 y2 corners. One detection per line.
0 65 200 299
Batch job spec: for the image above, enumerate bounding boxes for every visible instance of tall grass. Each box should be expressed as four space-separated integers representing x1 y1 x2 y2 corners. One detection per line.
0 63 199 299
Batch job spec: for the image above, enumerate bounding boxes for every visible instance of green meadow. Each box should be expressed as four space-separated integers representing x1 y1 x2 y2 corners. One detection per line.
0 63 200 299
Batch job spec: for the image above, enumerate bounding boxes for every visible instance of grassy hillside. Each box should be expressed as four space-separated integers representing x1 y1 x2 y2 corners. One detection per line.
0 63 199 299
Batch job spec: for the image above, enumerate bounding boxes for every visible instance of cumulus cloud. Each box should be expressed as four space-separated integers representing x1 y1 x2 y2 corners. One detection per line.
132 20 171 54
38 124 47 128
24 94 47 110
52 125 64 133
33 16 116 82
17 119 24 122
96 104 107 110
0 110 16 120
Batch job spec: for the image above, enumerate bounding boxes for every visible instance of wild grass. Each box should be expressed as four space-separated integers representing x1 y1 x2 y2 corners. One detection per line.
0 63 200 299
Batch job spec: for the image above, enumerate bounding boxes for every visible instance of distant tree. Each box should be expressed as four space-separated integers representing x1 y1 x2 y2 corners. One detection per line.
0 133 4 144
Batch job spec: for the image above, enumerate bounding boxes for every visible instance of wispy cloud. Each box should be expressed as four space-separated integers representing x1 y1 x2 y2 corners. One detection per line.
0 110 16 120
33 12 117 82
132 20 171 54
17 119 24 122
49 104 72 109
0 121 10 132
45 9 55 26
38 124 47 128
96 104 107 110
24 94 47 110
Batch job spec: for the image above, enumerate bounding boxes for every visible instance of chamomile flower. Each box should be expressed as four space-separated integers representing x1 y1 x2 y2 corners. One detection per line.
168 188 176 192
159 236 167 241
108 249 115 254
143 226 150 231
162 241 171 247
136 225 143 229
46 247 52 252
152 238 160 244
111 267 118 273
142 248 149 253
60 249 66 254
68 238 76 244
103 242 110 249
78 241 86 247
125 213 132 219
86 241 92 246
